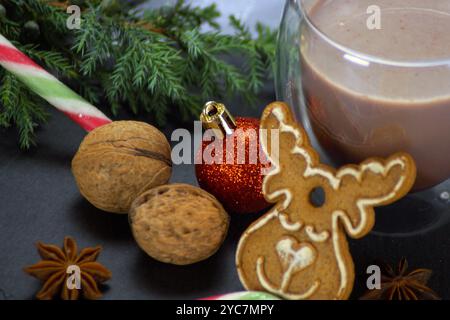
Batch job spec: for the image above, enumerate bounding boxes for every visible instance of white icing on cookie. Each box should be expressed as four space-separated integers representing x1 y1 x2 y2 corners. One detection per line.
268 106 409 298
256 257 320 300
331 176 405 297
279 213 302 231
246 211 277 234
272 107 407 191
236 104 412 300
305 226 329 242
265 189 291 209
272 107 303 143
276 238 316 279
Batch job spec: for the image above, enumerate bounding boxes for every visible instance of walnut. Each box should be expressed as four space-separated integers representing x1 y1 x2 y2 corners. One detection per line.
72 121 172 214
129 184 230 265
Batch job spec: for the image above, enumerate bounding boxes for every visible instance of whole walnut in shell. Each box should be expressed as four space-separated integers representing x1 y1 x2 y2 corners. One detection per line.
130 184 230 265
72 121 172 213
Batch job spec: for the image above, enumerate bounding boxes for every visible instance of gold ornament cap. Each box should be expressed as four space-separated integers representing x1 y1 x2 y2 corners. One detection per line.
200 101 236 139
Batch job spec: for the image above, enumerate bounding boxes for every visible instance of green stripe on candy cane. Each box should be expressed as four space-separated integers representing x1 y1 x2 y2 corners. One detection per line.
201 291 281 300
15 73 83 101
0 33 111 131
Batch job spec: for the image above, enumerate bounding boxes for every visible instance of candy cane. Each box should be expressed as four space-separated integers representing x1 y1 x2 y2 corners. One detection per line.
0 33 111 131
200 291 280 300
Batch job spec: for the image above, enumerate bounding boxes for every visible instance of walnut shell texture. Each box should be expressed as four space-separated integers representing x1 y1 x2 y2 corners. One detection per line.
72 121 172 213
130 184 230 265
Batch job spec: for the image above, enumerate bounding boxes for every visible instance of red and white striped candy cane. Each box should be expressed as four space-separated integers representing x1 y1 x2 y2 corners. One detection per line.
0 33 111 131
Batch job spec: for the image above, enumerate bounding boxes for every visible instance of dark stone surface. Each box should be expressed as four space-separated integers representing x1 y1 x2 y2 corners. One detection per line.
0 0 449 301
1 89 449 300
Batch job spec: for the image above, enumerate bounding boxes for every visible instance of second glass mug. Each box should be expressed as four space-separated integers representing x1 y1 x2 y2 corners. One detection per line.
276 0 450 191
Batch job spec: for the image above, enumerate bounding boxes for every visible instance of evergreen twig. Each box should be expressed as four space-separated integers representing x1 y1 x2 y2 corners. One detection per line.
0 0 277 148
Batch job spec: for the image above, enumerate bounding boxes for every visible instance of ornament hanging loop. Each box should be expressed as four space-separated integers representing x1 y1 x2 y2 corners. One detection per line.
200 101 236 139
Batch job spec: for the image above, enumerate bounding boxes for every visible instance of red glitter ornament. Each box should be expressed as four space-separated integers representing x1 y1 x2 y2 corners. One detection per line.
195 102 271 214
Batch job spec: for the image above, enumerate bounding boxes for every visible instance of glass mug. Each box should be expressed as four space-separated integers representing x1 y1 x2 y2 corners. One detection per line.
276 0 450 191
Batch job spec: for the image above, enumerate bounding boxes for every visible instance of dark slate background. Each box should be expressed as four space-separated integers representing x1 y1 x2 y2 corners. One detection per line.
0 0 449 300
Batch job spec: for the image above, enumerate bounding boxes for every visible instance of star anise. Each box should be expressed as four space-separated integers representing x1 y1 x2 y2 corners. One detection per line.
360 258 440 300
24 237 112 300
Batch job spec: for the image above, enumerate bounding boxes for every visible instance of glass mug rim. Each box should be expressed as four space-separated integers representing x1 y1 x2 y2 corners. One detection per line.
298 0 450 68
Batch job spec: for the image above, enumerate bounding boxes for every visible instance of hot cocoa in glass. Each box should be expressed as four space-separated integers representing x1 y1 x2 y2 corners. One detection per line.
277 0 450 191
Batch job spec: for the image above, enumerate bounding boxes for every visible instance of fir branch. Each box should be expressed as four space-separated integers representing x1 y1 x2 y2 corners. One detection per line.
78 80 101 105
21 45 76 78
10 0 67 32
0 17 21 39
0 0 277 148
73 7 117 75
0 71 18 127
0 71 48 148
229 15 251 38
143 0 221 32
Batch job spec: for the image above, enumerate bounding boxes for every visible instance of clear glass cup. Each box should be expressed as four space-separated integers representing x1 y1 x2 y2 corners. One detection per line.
276 0 450 234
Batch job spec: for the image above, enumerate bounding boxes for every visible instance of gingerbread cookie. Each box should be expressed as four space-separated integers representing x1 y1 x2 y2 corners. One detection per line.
236 102 416 300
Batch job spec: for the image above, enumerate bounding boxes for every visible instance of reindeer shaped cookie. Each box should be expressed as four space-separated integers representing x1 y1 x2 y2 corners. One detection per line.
236 102 416 300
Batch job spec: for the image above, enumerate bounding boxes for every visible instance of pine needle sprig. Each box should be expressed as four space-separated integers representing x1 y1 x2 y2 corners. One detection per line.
0 0 277 148
21 45 77 78
0 71 48 148
0 17 21 39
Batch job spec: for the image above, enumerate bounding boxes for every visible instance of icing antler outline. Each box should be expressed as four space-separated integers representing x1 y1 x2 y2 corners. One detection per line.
236 102 416 300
